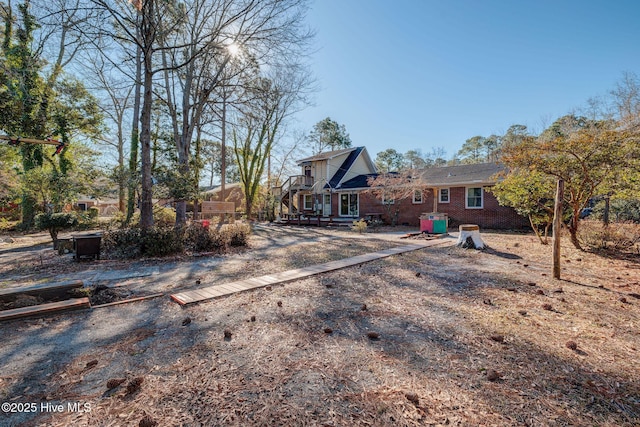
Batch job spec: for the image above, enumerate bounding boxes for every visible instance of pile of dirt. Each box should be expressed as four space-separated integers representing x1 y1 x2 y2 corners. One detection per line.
1 294 44 310
90 284 132 306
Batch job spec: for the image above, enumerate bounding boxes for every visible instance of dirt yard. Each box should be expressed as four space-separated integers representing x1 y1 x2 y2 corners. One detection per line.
0 225 639 426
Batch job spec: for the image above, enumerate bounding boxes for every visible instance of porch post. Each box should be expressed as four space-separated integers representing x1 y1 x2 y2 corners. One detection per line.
433 187 438 212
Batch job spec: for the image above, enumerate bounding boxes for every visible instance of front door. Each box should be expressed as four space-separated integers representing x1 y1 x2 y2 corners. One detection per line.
323 194 331 216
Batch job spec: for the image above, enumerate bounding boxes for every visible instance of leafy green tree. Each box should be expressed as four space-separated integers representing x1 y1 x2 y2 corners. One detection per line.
35 211 78 248
489 168 556 244
403 149 427 169
0 2 49 227
308 117 351 153
375 148 405 172
0 2 103 228
501 115 631 249
456 136 487 164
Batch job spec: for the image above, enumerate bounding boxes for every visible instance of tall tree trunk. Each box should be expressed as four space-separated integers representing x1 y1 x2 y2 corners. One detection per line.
139 1 155 229
221 95 227 199
127 32 142 224
193 126 203 221
568 205 582 250
175 142 189 226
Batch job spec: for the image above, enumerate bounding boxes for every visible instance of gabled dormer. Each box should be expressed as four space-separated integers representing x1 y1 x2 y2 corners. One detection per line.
296 146 377 191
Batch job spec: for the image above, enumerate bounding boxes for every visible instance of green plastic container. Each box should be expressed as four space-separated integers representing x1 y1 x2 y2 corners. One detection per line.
432 219 447 233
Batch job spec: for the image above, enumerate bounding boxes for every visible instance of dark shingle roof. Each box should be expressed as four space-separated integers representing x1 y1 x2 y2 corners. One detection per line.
297 147 359 164
336 163 504 191
326 147 365 189
338 173 377 190
419 163 505 186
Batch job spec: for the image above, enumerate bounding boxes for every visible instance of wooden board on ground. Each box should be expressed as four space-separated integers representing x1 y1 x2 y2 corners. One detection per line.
0 297 91 322
0 280 84 303
171 238 454 306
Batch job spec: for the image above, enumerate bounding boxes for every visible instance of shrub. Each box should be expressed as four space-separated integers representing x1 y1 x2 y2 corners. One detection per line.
101 228 143 259
0 217 12 232
129 206 176 227
102 226 183 258
102 222 251 259
351 219 368 234
592 199 640 223
220 222 251 247
578 220 640 253
140 227 183 256
183 223 217 253
35 212 79 246
76 207 100 229
153 207 177 227
88 206 100 220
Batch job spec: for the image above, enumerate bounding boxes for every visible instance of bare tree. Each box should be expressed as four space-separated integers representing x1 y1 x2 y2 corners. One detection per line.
155 0 313 227
233 66 311 219
82 52 134 213
366 171 429 226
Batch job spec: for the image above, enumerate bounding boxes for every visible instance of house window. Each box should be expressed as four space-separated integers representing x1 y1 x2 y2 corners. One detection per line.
77 203 87 211
413 190 423 204
303 194 313 210
466 187 483 209
382 194 394 205
439 188 450 203
339 193 358 217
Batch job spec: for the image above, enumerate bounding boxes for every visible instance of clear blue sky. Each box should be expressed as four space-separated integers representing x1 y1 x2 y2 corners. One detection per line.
295 0 640 160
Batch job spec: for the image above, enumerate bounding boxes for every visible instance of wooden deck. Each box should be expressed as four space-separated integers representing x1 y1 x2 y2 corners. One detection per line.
171 238 452 306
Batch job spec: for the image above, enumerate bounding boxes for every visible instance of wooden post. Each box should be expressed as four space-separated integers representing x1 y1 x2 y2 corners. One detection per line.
552 179 564 279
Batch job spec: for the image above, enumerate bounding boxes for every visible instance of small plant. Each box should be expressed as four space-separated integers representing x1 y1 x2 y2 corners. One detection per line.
76 207 100 229
0 217 10 231
351 218 368 234
35 212 79 248
152 207 177 227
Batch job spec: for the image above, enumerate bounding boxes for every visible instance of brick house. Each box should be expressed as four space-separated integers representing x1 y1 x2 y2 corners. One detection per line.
275 146 528 229
202 182 245 212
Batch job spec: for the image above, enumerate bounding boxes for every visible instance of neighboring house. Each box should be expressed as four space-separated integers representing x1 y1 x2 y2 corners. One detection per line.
276 147 528 229
75 196 174 216
75 196 120 216
202 182 244 212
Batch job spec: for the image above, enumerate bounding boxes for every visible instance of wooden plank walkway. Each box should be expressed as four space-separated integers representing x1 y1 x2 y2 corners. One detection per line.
171 238 452 306
0 297 91 322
